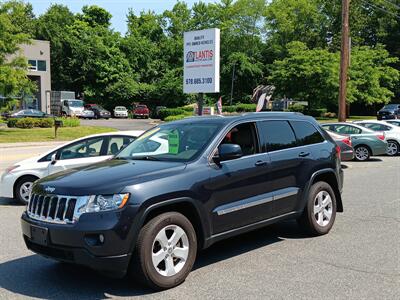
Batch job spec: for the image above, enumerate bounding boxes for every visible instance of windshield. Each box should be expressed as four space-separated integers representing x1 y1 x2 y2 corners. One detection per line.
383 104 398 109
115 107 126 111
116 122 222 162
67 100 83 107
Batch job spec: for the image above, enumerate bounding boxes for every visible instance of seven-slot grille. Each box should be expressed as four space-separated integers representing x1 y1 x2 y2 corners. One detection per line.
27 194 77 224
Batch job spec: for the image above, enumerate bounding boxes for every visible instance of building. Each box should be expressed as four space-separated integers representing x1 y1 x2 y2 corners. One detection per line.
17 40 51 113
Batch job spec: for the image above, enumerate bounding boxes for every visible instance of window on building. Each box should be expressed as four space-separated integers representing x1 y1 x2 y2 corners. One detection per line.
37 60 46 71
28 60 37 71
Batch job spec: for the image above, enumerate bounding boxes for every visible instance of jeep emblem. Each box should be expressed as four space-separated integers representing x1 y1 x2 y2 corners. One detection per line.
44 186 55 193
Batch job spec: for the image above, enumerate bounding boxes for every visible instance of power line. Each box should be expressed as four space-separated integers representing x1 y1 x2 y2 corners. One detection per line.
381 0 400 11
361 0 400 19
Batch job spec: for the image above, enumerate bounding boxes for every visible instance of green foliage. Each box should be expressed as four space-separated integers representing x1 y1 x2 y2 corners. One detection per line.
164 114 188 122
35 118 53 128
6 118 17 128
158 108 189 120
0 1 35 97
308 108 327 118
287 103 307 114
56 117 80 127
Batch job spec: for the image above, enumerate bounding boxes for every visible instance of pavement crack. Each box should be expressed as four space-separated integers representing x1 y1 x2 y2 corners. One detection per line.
316 260 400 277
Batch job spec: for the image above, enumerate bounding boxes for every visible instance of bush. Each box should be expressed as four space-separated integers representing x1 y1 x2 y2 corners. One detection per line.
223 105 237 113
287 103 307 114
235 103 257 112
7 118 18 128
15 118 35 128
308 108 327 117
158 108 187 120
58 117 80 127
35 118 53 128
164 114 188 122
322 112 337 118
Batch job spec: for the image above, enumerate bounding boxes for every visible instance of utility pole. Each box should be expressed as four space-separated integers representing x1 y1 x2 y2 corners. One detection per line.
230 63 236 106
338 0 350 122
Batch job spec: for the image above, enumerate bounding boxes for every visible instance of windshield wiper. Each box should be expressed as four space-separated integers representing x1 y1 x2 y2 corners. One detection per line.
130 156 161 161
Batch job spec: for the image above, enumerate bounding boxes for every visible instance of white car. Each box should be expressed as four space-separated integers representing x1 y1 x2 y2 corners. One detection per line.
113 106 129 118
0 130 143 204
354 120 400 156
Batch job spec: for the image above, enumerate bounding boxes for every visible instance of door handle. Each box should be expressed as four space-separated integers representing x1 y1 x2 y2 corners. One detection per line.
255 160 268 166
298 152 310 157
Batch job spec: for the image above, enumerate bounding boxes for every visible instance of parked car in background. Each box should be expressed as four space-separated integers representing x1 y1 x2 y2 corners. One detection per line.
322 123 387 161
325 130 354 161
0 130 143 204
8 109 52 119
61 99 85 117
81 109 95 119
354 120 400 156
153 106 167 118
20 112 343 290
386 120 400 127
84 104 111 119
377 104 400 120
113 106 129 118
133 104 150 118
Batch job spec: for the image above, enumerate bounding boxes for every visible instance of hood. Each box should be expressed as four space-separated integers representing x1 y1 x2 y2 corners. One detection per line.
34 159 187 196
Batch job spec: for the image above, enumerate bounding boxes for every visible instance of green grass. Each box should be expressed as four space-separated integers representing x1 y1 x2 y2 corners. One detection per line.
0 126 116 143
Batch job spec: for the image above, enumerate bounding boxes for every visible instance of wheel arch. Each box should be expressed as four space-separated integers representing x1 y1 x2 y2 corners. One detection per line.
13 174 40 198
137 198 209 250
307 169 343 213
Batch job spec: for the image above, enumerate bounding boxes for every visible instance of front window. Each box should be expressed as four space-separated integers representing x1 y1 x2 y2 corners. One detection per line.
67 100 84 107
116 123 222 162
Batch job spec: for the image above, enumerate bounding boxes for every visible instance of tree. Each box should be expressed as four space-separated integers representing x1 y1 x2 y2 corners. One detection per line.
80 5 111 27
0 1 34 98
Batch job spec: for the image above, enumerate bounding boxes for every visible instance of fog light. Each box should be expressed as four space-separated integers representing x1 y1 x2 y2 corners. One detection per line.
99 234 105 243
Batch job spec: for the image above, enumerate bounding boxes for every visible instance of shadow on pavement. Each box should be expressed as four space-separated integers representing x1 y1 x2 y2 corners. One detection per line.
0 197 19 206
0 220 305 298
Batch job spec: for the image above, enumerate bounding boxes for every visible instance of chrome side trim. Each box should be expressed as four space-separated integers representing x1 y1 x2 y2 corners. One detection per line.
213 187 299 216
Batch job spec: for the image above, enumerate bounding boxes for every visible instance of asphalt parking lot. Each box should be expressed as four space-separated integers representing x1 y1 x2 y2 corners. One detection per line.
80 118 159 131
0 156 399 299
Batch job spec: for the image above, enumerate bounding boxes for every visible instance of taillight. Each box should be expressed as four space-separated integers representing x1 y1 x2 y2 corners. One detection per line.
342 137 352 147
376 134 385 141
336 145 341 158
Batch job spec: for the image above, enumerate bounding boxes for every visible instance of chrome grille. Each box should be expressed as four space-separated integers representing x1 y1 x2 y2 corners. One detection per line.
27 194 78 224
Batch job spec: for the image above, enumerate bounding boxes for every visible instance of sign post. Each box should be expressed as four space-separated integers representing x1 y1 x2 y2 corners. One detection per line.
183 28 220 115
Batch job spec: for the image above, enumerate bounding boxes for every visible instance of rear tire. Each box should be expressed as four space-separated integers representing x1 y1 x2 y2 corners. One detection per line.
298 181 337 236
386 140 399 156
14 175 38 205
354 145 370 161
130 212 197 290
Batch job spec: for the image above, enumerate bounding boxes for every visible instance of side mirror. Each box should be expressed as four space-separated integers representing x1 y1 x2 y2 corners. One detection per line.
50 153 57 165
214 144 243 163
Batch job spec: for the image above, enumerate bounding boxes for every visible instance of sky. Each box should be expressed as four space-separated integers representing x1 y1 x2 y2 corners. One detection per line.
29 0 215 34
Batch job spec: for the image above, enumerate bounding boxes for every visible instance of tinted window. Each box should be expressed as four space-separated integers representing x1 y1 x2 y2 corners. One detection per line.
37 60 46 71
290 121 324 145
331 125 362 135
59 137 105 160
218 122 258 157
362 123 391 131
258 121 297 152
107 136 135 155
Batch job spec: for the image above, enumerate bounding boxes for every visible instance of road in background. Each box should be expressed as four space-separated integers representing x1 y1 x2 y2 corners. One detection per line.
80 118 159 131
0 157 399 299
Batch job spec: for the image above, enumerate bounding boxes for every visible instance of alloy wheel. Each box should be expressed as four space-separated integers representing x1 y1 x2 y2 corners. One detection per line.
387 141 399 156
151 225 189 277
313 191 333 227
19 182 33 202
355 147 369 161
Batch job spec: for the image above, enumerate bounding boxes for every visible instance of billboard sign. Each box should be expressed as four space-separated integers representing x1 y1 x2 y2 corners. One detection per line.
183 28 220 94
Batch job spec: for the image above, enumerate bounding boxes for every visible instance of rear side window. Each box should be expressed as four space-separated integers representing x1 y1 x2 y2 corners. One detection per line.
258 121 297 152
290 121 325 146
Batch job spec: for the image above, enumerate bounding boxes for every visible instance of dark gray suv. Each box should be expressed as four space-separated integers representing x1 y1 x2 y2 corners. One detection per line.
21 112 343 290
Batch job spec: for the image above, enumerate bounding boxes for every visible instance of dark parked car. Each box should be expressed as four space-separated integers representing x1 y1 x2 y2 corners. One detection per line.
21 113 343 290
377 104 400 120
326 130 354 161
84 104 111 119
7 109 51 119
133 104 150 118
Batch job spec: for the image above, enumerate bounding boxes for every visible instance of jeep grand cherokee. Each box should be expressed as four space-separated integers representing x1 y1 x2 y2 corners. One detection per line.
21 112 343 290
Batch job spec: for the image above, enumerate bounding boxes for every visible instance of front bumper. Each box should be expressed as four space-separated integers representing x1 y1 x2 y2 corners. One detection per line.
377 114 396 120
21 205 140 277
0 172 16 198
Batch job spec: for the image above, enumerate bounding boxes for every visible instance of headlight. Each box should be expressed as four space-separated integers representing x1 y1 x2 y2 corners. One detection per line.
77 193 130 214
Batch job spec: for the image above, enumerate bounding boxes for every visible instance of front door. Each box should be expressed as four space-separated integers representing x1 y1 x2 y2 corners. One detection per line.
208 122 271 234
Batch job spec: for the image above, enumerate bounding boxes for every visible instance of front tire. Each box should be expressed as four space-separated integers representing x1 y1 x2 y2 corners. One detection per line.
14 175 38 205
130 212 197 290
354 145 370 161
298 181 337 236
